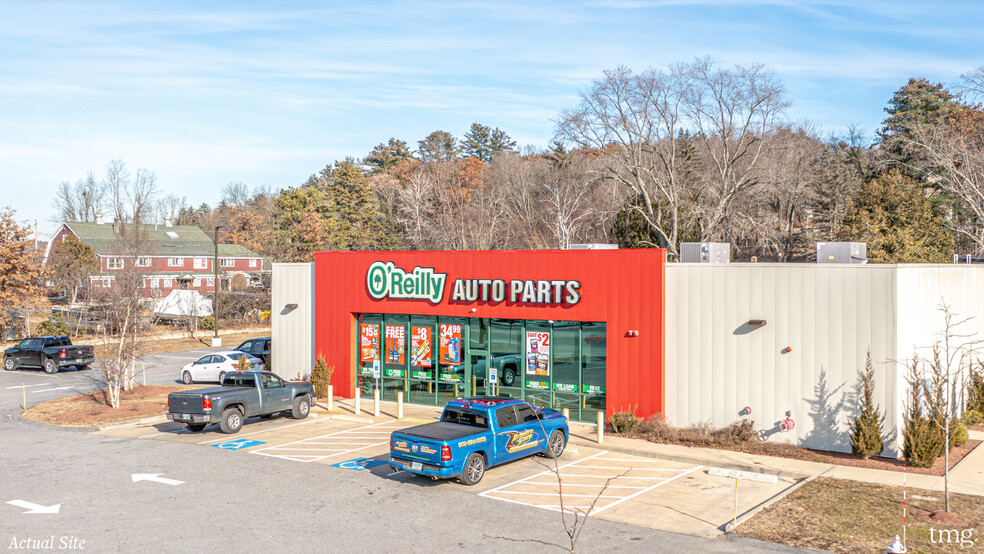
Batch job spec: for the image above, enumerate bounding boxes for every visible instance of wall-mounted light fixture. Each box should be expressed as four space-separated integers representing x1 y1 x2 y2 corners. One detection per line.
284 303 298 310
469 308 477 313
748 319 767 326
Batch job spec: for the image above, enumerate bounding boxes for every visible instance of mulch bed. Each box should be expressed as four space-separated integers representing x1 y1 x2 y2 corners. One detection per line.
619 433 981 477
22 385 198 427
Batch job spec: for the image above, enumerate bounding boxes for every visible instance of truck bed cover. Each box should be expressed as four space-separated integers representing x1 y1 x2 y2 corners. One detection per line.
396 422 486 442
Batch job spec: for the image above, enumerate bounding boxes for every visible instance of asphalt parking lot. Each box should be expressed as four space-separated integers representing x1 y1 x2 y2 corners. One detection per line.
100 401 800 538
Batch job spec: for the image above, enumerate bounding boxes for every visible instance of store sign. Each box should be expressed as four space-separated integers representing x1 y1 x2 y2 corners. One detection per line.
365 261 582 306
366 262 446 304
450 279 581 306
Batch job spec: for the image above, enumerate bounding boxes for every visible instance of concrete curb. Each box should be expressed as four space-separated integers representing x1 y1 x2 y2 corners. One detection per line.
568 438 813 480
98 414 168 431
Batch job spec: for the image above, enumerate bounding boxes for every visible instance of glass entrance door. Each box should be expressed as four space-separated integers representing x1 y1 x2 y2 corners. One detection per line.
469 350 490 396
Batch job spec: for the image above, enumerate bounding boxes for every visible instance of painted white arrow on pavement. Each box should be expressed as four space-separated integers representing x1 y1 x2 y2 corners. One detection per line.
6 500 61 514
5 383 50 389
131 474 184 486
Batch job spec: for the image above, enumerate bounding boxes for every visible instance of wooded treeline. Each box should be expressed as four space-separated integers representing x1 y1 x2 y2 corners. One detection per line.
54 60 984 263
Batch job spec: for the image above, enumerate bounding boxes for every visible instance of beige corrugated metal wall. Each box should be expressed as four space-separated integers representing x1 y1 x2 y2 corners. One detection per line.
894 265 984 449
271 263 315 380
666 264 900 455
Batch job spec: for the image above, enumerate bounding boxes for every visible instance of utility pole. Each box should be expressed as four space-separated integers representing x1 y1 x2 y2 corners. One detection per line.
213 225 224 346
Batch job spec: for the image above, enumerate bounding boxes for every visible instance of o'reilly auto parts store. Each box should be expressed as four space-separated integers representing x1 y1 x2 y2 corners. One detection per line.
272 249 984 457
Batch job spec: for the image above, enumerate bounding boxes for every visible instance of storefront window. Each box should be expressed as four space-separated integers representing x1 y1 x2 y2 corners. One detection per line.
354 314 607 421
524 320 552 408
381 314 409 403
490 319 523 399
436 317 466 403
357 314 383 396
408 315 437 406
581 322 607 420
551 322 581 419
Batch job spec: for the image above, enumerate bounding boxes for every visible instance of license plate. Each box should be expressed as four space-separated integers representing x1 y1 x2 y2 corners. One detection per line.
176 414 189 421
410 462 422 471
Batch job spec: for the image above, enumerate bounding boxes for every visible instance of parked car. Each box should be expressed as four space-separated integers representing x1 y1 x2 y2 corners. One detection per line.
3 336 95 374
166 370 315 433
235 337 270 359
389 397 568 485
179 351 264 384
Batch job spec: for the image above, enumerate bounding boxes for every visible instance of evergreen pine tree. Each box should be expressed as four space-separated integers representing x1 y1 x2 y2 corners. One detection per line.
902 355 944 468
849 351 885 459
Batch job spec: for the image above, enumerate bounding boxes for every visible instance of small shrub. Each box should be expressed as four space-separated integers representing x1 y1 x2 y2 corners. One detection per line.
310 356 334 399
968 363 984 414
952 422 969 447
963 409 983 427
199 317 215 331
260 311 271 323
608 411 642 434
714 419 758 444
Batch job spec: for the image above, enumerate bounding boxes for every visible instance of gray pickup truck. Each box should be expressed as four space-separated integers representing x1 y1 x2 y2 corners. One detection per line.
166 371 315 434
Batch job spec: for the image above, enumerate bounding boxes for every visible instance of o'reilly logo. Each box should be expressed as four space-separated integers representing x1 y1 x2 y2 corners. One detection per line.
366 261 446 304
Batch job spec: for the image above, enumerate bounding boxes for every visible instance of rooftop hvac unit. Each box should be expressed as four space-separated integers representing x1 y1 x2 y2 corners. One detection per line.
568 244 618 250
680 242 731 263
816 242 867 264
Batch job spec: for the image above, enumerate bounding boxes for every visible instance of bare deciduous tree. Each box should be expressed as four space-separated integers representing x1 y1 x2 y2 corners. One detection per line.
556 64 693 257
54 172 104 223
687 59 790 241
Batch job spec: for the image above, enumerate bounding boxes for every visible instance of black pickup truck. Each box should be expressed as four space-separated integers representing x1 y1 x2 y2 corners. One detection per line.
166 371 315 434
3 336 95 374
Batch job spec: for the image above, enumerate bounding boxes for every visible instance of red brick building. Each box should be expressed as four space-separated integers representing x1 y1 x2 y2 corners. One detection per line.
45 219 264 298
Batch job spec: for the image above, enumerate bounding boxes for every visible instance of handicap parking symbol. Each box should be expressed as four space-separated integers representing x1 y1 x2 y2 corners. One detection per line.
212 439 266 450
331 457 387 471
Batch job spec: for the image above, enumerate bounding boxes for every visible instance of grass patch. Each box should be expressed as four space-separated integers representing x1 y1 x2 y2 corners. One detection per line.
737 477 984 553
21 385 200 427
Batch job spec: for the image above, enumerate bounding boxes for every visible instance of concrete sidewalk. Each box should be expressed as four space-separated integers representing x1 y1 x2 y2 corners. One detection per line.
568 424 984 497
327 396 984 497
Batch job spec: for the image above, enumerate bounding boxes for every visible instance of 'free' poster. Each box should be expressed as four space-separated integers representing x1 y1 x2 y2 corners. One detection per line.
385 325 406 365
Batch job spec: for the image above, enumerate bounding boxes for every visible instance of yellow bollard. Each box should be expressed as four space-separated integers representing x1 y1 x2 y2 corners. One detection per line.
562 408 569 420
354 387 361 415
397 391 404 419
373 388 380 417
22 383 27 410
597 410 605 444
471 375 477 397
327 385 333 412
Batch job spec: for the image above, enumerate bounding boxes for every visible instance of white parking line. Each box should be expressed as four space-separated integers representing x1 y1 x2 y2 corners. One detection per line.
6 383 50 389
31 387 76 393
479 453 701 516
590 466 702 514
249 420 407 464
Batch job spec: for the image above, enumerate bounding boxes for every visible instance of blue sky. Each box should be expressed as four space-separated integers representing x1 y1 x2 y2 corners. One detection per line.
2 0 982 236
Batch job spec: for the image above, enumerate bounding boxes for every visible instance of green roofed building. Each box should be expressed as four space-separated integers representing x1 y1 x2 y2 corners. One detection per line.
44 217 264 298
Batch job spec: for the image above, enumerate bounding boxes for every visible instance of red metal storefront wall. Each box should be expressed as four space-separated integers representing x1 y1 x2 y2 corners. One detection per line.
313 249 666 418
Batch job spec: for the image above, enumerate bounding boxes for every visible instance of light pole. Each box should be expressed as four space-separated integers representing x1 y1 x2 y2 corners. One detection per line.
213 225 224 345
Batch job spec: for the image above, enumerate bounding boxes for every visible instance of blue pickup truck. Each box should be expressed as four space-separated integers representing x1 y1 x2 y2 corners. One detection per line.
389 397 569 485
